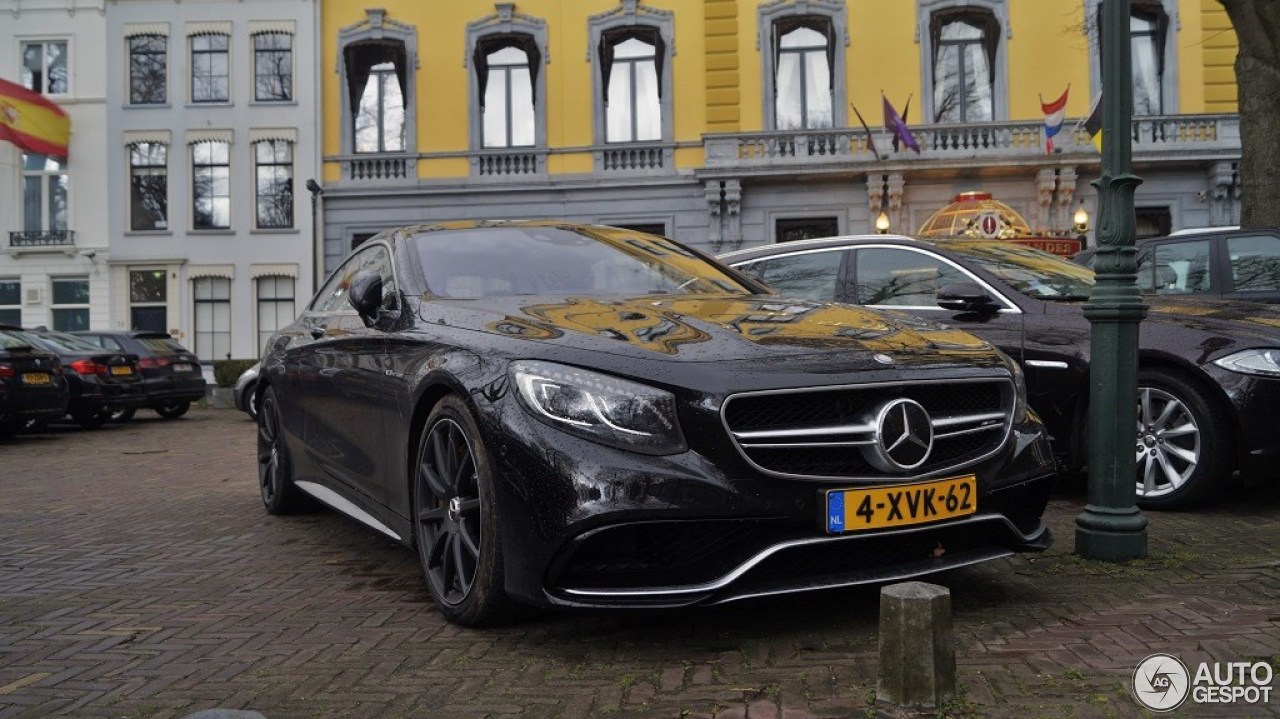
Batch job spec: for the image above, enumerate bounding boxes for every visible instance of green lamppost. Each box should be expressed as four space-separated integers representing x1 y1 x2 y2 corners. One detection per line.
1075 0 1149 561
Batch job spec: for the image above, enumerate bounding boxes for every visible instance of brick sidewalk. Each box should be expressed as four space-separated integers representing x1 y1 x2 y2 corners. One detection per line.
1 408 1276 719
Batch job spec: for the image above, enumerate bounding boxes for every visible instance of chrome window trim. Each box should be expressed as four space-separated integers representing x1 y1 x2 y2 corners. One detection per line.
719 376 1016 483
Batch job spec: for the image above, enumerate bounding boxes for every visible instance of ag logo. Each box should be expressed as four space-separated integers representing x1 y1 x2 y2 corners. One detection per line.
1132 653 1190 712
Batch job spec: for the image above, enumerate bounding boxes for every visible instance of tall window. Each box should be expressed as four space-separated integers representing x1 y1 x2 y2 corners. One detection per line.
193 277 231 361
774 23 833 130
21 41 68 95
190 34 230 103
253 32 293 102
22 154 68 234
51 277 89 332
254 140 294 229
129 35 167 104
930 10 998 123
602 31 662 143
192 142 230 230
129 143 168 231
1130 10 1165 115
129 269 167 332
347 42 408 153
0 280 20 326
479 42 536 148
256 277 295 355
1094 0 1172 116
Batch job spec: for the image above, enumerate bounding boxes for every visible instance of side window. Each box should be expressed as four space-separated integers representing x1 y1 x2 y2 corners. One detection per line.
1151 240 1212 294
854 248 967 306
1226 235 1280 293
741 250 844 302
1136 249 1156 291
312 253 366 313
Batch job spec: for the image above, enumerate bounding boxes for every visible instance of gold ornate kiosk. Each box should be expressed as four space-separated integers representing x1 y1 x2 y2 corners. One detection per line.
917 192 1082 257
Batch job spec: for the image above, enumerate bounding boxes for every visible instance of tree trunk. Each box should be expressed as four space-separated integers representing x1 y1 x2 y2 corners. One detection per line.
1220 0 1280 227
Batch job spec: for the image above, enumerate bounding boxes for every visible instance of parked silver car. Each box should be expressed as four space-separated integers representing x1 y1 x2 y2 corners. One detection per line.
233 361 260 420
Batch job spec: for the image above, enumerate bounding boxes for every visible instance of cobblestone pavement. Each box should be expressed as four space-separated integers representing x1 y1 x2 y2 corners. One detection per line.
1 408 1277 719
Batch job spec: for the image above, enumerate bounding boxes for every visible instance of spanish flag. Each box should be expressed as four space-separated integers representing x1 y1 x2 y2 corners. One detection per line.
0 77 70 159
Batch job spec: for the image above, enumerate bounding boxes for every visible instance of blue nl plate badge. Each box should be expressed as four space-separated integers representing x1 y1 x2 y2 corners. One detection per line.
827 491 845 533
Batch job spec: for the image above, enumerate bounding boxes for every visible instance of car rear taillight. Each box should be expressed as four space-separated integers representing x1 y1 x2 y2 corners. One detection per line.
69 359 108 375
0 363 13 378
138 357 161 369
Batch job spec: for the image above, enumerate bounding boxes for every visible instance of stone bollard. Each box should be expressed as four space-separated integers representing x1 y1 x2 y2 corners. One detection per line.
876 581 955 713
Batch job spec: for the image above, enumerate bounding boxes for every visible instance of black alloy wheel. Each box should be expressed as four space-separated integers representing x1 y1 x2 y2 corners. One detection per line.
155 400 190 419
414 396 514 626
243 382 259 421
110 407 136 422
257 386 306 514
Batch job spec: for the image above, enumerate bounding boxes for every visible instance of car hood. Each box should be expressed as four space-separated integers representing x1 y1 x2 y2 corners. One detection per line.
417 293 1006 371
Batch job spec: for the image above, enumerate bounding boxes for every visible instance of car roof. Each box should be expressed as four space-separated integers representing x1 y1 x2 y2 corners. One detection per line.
718 234 929 260
74 330 174 339
378 219 654 241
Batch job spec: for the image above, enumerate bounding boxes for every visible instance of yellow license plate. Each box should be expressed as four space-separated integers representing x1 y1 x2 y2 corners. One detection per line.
110 366 132 376
21 372 51 385
825 475 976 534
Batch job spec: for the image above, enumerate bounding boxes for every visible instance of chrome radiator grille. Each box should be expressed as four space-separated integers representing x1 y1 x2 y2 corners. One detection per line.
722 378 1015 480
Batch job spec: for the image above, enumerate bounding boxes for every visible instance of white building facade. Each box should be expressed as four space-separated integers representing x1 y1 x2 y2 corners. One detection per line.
104 0 320 366
0 0 111 331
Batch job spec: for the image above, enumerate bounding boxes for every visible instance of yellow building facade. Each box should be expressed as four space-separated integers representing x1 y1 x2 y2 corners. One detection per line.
318 0 1242 269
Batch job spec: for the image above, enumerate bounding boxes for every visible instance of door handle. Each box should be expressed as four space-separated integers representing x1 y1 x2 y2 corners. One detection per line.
310 326 326 340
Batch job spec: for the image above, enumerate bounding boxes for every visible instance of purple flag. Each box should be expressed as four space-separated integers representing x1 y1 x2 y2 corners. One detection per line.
882 95 920 154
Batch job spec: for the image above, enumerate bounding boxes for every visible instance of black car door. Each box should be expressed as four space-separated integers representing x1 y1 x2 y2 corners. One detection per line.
290 246 396 508
845 245 1027 362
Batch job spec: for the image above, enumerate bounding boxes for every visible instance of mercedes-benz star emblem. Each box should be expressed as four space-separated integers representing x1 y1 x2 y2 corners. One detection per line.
866 398 934 472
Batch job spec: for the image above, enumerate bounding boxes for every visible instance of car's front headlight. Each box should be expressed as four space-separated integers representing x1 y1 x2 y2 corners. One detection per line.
1212 348 1280 377
510 360 687 455
1009 358 1029 419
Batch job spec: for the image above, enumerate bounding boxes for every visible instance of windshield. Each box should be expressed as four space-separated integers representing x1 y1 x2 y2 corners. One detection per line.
0 330 35 351
411 225 752 299
947 242 1095 300
28 332 106 353
140 337 189 354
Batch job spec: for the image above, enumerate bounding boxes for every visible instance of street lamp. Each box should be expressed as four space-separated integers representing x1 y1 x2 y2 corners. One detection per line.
1076 0 1149 562
306 179 324 293
874 211 891 234
1073 203 1090 249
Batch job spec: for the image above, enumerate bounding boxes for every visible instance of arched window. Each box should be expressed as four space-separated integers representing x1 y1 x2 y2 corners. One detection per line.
1088 0 1176 116
337 9 418 159
601 29 664 143
774 22 834 130
930 9 998 123
759 0 847 131
475 37 539 148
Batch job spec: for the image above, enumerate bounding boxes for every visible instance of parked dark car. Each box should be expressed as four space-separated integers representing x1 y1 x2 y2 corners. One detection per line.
17 329 143 428
72 331 206 420
259 221 1056 626
0 325 69 437
233 361 261 420
1071 227 1280 304
721 235 1280 510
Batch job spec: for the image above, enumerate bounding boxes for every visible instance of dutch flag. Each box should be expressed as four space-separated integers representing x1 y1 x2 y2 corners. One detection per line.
1041 86 1069 155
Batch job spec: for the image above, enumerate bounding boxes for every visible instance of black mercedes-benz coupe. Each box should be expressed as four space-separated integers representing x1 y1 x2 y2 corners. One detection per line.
721 235 1280 510
258 221 1056 625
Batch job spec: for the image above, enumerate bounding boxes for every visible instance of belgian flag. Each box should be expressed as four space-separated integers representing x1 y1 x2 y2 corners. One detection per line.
1082 94 1102 152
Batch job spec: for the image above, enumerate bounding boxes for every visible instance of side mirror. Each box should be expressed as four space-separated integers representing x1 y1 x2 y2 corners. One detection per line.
348 270 383 323
936 282 999 314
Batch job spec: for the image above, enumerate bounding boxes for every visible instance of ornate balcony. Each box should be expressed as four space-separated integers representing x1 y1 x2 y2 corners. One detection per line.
335 153 417 183
9 230 76 248
472 149 547 178
702 114 1241 174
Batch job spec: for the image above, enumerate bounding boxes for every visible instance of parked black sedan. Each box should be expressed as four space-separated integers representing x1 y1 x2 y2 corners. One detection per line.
260 221 1056 625
73 331 206 420
0 326 68 436
18 329 143 428
721 236 1280 509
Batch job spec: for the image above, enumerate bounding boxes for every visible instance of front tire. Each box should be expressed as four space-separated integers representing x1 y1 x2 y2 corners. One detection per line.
155 400 190 419
258 387 307 515
73 408 110 429
414 396 515 626
1134 369 1228 510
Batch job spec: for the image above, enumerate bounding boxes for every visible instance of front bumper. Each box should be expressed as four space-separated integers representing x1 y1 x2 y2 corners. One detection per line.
1206 365 1280 479
480 393 1056 609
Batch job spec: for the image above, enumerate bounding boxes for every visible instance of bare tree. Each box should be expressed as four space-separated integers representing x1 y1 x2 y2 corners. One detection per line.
1219 0 1280 227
